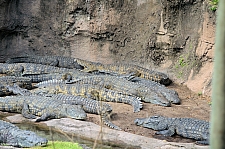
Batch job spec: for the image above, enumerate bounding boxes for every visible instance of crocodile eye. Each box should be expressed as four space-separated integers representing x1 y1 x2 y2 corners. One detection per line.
153 116 159 118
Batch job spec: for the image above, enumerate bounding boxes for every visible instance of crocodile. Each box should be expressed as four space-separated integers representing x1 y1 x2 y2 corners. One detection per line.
0 76 32 89
0 95 87 121
34 93 113 114
134 115 209 145
21 70 135 83
76 59 171 85
57 75 171 106
130 77 180 104
6 84 33 96
35 80 144 112
1 83 120 130
0 76 32 96
0 120 48 148
0 63 83 76
0 63 24 76
36 93 121 130
22 72 74 83
6 55 84 69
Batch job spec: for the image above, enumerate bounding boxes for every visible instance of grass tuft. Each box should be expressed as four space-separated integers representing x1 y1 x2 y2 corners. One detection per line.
31 141 83 149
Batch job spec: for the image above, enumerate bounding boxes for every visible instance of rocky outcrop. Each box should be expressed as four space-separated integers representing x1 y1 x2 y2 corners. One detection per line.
184 8 215 96
0 0 216 96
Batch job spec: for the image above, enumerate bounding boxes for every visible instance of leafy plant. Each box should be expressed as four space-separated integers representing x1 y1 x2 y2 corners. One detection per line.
198 92 202 96
209 0 219 11
175 54 191 78
178 56 186 67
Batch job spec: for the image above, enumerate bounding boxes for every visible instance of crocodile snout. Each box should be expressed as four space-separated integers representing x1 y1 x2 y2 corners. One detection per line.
38 138 48 147
134 118 144 126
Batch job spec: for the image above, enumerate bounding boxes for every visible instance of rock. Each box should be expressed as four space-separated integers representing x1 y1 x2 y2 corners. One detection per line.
43 118 209 149
6 114 37 123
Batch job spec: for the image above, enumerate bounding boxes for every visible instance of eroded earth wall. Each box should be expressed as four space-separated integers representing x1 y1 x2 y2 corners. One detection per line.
0 0 216 96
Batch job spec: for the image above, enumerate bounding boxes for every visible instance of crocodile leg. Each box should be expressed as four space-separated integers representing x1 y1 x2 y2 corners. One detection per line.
22 103 36 119
196 140 209 145
63 73 73 82
155 127 176 136
9 65 24 76
49 59 59 67
36 113 57 122
119 72 137 80
102 118 121 130
6 84 32 96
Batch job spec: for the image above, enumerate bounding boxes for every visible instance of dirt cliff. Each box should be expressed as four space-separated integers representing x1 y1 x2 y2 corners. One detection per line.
0 0 216 96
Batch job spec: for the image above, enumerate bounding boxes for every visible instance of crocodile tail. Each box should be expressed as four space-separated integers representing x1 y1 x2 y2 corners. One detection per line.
35 79 66 88
111 91 143 113
101 113 121 130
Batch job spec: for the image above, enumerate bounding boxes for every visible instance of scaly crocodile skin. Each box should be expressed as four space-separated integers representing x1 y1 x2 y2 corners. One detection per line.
0 95 87 121
134 115 209 145
0 120 48 148
6 55 83 69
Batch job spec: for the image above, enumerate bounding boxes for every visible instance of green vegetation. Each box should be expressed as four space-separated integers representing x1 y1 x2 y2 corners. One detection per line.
198 92 202 96
208 101 212 106
178 56 186 67
175 56 186 78
175 56 186 69
177 71 183 78
31 141 83 149
209 0 219 11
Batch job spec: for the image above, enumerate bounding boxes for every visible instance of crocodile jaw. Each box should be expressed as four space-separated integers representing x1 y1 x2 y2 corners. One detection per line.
12 130 48 147
144 96 171 107
65 105 87 120
134 116 168 130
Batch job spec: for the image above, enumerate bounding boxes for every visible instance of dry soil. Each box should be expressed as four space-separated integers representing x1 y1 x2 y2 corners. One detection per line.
86 83 211 144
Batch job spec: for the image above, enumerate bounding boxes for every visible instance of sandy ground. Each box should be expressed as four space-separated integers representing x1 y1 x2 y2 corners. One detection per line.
86 83 211 144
